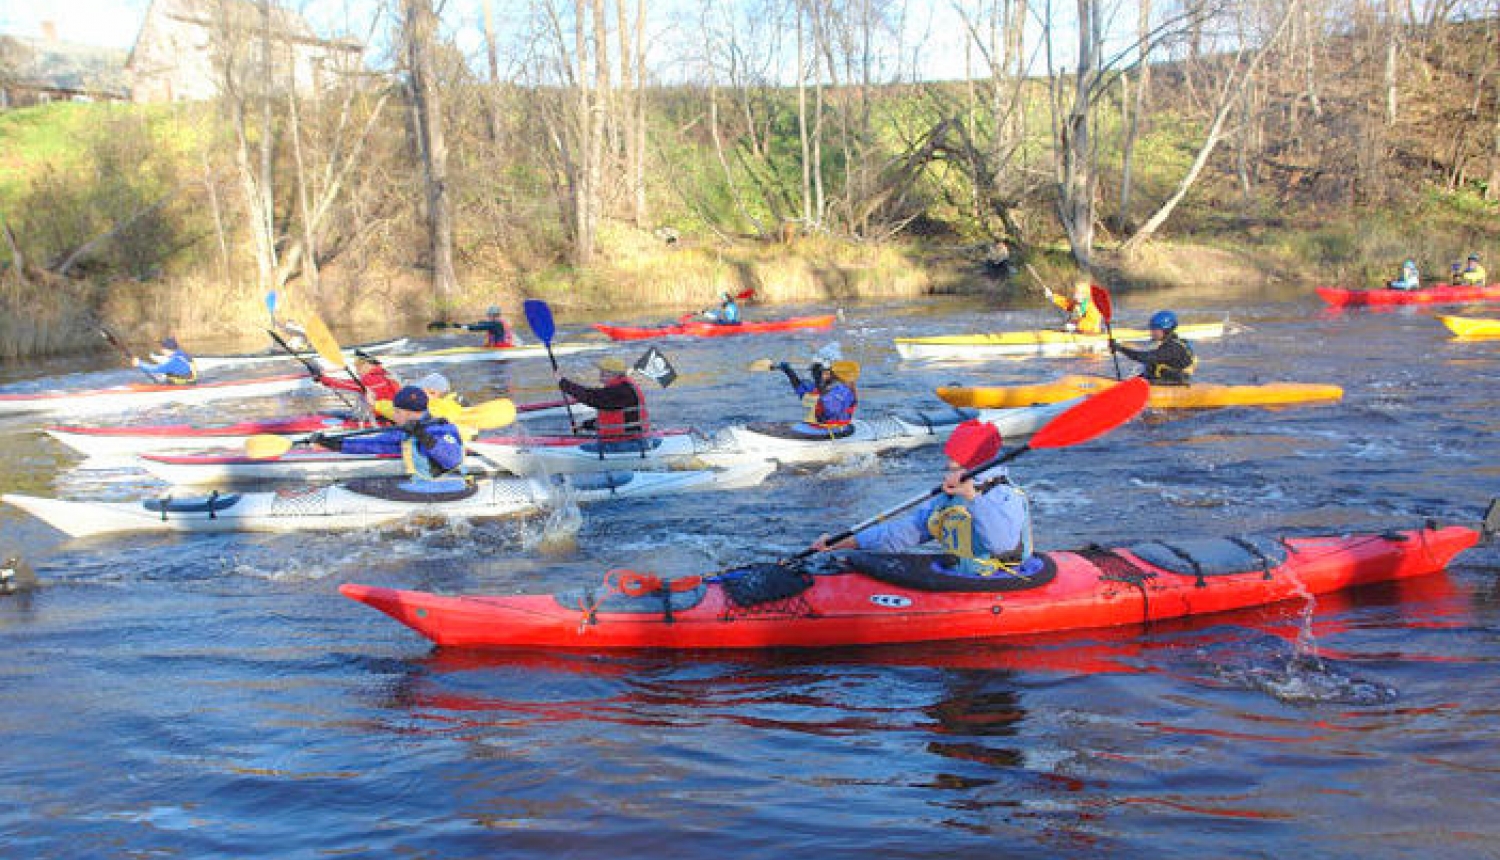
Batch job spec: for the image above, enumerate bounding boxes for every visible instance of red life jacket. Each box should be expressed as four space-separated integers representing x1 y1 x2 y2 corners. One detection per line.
595 375 649 440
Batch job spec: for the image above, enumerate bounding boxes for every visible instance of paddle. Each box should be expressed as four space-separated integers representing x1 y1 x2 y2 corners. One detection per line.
99 326 160 383
301 313 368 397
426 321 466 331
1092 284 1124 381
266 328 358 412
265 290 279 324
244 397 517 460
791 376 1149 563
523 299 578 430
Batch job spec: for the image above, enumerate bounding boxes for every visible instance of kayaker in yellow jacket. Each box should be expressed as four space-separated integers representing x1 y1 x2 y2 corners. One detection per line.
1458 253 1487 285
1044 281 1103 334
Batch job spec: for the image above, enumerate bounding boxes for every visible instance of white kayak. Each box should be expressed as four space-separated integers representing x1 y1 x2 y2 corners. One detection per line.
894 321 1229 360
135 448 511 485
44 399 592 460
2 460 775 537
467 402 1075 474
0 373 314 417
468 429 709 475
700 401 1075 466
193 337 412 372
375 342 606 368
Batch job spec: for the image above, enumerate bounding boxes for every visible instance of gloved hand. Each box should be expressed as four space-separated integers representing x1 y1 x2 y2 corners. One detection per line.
309 432 343 452
775 361 791 372
1043 286 1054 299
309 369 323 383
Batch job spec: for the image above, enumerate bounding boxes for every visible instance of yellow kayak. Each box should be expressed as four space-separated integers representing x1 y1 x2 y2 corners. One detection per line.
894 322 1227 359
937 374 1344 409
1439 315 1500 338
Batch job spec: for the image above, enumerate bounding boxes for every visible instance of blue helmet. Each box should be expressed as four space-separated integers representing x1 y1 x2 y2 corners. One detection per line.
1149 310 1178 331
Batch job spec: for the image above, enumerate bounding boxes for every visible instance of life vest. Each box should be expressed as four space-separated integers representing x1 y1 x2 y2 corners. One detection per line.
1147 335 1197 384
924 483 1032 576
801 380 856 427
166 360 198 385
399 419 465 479
595 375 649 440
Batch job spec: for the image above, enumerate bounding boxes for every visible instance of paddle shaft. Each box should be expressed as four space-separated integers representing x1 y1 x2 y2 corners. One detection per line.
1091 285 1124 381
100 327 160 383
786 445 1030 562
267 329 359 412
523 300 578 430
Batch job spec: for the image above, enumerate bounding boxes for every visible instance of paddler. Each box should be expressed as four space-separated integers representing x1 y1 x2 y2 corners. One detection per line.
555 355 649 440
309 385 466 481
1387 259 1421 291
465 306 520 347
376 372 462 424
1044 280 1104 334
1458 253 1487 286
811 419 1036 576
775 358 859 431
1109 310 1196 385
134 337 198 384
702 291 742 325
313 351 401 409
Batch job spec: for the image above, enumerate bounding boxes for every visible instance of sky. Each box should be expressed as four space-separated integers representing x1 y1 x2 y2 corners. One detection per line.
0 0 1118 83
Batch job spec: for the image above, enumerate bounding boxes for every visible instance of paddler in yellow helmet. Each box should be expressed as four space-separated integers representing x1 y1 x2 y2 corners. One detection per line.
811 419 1036 576
1043 280 1104 334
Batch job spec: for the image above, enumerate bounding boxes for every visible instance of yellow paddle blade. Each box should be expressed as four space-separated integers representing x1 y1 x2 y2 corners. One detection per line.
245 434 295 460
747 358 774 372
459 397 517 430
301 313 346 370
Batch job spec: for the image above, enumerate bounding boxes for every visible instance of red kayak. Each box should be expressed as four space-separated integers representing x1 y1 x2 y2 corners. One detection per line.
1316 283 1500 307
594 314 836 341
341 523 1478 650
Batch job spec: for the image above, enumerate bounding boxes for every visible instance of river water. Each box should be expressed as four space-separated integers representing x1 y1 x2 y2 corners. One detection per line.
1 289 1498 859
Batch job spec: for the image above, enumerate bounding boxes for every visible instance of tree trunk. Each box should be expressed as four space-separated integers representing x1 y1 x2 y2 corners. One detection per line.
405 0 458 298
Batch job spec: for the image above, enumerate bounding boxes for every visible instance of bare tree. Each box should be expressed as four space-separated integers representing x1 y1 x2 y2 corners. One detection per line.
404 0 458 298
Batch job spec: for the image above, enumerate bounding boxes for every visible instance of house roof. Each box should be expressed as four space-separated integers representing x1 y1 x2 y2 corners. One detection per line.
0 34 130 98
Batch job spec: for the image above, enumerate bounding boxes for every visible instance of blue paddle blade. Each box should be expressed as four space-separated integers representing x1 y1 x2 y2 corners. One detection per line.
523 299 555 345
265 290 278 314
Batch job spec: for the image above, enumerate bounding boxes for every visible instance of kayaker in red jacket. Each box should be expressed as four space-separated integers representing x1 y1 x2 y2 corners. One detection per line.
555 356 649 440
314 352 401 406
462 306 520 347
811 419 1037 577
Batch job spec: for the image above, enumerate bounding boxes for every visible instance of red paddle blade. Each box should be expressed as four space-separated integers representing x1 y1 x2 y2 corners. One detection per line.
1090 283 1113 323
1029 377 1148 449
735 288 756 301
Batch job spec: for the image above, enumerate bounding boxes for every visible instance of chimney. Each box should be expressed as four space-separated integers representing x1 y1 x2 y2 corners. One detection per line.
41 21 58 42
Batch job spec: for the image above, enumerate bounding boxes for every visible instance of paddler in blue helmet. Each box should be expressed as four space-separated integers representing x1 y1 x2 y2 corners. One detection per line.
134 336 198 384
811 419 1035 576
702 290 742 325
310 385 466 481
1109 310 1196 385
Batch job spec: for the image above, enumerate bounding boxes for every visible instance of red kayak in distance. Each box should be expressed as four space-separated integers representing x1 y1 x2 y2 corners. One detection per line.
1315 283 1500 307
593 313 837 341
341 524 1479 651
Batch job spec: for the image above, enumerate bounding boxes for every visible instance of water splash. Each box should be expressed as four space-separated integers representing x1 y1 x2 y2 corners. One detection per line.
1191 634 1398 706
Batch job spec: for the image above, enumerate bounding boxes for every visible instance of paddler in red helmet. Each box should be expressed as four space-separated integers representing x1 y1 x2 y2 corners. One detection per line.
811 419 1035 576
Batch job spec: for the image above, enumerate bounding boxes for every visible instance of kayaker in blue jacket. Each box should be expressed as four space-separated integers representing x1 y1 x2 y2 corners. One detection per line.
702 291 741 325
135 337 197 384
1387 259 1421 291
1110 310 1196 384
310 385 465 481
775 359 859 430
811 419 1034 576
